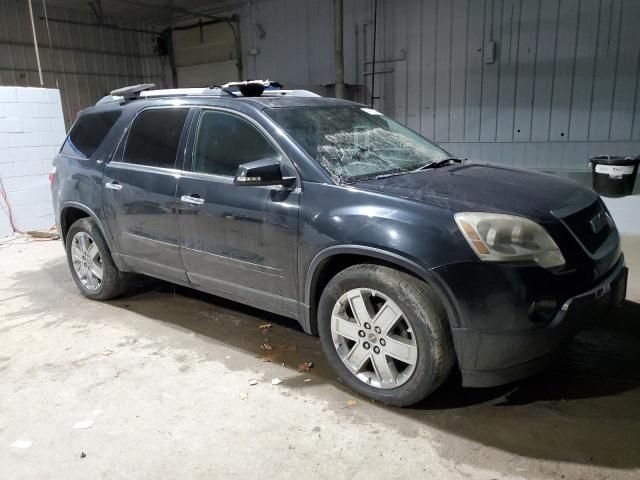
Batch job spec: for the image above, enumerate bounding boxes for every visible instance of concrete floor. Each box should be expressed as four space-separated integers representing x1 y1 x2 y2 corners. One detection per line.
1 237 639 480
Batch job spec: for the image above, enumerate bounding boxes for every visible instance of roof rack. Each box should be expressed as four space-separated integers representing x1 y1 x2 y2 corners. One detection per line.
109 83 156 99
96 80 320 105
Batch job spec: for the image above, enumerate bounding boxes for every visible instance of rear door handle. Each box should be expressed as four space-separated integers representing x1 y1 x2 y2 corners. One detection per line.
181 194 205 205
105 182 122 191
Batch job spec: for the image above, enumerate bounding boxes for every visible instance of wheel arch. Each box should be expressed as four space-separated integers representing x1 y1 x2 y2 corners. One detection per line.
59 202 118 256
302 245 461 335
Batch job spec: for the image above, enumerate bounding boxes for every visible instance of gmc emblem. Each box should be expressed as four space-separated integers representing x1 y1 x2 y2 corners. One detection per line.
589 211 607 234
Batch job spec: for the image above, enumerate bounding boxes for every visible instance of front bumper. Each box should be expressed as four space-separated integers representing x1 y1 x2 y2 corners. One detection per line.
451 258 628 388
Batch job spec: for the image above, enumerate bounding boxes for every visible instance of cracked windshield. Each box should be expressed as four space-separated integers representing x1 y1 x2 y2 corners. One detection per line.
266 106 450 183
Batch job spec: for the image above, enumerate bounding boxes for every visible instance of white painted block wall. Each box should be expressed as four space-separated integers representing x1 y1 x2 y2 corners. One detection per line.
0 87 66 238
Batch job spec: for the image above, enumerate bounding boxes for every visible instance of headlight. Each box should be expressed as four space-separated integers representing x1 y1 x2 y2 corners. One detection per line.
454 212 565 268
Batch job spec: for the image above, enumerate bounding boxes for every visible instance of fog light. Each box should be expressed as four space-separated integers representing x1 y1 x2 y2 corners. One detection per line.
529 297 558 324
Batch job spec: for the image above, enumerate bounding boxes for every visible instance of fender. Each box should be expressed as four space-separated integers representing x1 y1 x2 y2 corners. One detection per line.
59 201 127 271
301 244 462 334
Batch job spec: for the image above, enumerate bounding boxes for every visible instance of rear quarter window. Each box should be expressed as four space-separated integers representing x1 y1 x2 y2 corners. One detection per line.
61 110 122 159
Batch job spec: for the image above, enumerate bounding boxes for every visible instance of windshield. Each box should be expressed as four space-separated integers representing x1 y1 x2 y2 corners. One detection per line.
266 106 451 183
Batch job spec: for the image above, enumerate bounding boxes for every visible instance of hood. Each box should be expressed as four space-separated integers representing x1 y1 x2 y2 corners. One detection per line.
352 162 598 220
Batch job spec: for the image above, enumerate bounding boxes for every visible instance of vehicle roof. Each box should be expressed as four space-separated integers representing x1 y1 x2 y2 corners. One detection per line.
81 94 365 122
90 82 365 116
100 94 359 109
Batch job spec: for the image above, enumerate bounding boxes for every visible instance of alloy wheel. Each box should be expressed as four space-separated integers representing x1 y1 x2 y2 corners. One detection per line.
330 288 418 389
71 232 103 292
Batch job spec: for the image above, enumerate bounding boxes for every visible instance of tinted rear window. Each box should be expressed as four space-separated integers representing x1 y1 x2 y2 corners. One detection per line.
61 110 121 159
123 108 189 169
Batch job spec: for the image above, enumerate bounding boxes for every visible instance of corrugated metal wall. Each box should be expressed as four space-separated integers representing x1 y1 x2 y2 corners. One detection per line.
0 0 164 128
2 0 637 170
241 0 640 170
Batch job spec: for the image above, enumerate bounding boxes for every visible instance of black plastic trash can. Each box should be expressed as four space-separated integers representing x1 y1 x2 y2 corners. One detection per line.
589 155 639 197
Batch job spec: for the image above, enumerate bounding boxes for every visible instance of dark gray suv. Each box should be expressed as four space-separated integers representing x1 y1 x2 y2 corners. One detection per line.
51 83 627 406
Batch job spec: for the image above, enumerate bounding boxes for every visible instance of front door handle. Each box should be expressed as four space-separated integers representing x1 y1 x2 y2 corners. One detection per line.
105 182 122 191
181 194 205 205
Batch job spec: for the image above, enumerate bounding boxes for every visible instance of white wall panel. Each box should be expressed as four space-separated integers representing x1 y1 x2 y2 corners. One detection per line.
0 87 64 238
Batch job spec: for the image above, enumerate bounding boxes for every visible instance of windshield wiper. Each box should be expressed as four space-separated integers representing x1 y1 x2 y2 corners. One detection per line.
412 157 465 171
375 170 409 180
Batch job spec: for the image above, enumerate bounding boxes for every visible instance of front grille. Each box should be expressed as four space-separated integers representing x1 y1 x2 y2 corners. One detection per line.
562 199 611 253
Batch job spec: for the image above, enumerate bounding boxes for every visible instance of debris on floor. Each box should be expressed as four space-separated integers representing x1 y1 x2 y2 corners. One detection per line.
271 378 283 385
248 379 258 386
11 440 33 449
73 419 94 430
239 392 249 400
297 362 313 373
261 354 276 363
260 343 274 350
346 399 358 408
258 324 272 330
80 452 87 459
26 228 59 240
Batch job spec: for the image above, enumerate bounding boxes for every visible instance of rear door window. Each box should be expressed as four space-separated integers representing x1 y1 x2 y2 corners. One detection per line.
61 110 121 159
123 108 189 169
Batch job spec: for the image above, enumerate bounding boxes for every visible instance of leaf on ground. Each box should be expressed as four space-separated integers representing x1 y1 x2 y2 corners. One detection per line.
258 324 272 330
260 343 274 351
346 399 358 408
297 362 313 373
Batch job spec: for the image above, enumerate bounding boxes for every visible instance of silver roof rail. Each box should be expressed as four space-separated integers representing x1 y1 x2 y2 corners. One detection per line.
96 81 320 105
110 83 156 97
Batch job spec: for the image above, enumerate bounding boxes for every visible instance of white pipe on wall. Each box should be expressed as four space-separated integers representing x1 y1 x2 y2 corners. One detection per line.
27 0 44 86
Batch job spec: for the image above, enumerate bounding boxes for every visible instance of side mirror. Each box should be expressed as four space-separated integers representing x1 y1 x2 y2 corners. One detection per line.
233 158 296 188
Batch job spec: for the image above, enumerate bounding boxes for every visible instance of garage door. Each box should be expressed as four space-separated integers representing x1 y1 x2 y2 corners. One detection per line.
176 60 239 88
173 22 239 87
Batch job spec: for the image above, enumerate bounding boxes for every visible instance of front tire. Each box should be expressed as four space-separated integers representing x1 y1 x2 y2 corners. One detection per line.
65 218 129 300
318 264 455 407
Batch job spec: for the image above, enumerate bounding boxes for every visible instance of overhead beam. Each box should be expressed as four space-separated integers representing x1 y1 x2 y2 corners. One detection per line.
109 0 234 23
0 38 157 59
39 15 159 35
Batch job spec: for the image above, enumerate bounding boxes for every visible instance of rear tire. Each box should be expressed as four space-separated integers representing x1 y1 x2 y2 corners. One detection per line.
318 264 455 407
65 217 130 300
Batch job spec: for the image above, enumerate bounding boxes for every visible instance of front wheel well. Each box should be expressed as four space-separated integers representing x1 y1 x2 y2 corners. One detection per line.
307 253 423 335
60 207 90 244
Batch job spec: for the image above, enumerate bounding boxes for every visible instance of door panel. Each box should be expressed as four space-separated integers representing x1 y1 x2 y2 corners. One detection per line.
103 107 191 281
177 109 300 314
104 162 184 279
178 175 299 312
